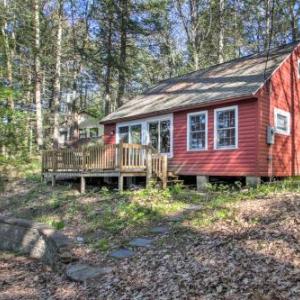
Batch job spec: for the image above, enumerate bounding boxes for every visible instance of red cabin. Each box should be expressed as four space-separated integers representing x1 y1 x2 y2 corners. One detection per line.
101 42 300 188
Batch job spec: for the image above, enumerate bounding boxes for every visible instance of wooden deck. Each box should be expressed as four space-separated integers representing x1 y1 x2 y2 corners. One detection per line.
42 143 168 192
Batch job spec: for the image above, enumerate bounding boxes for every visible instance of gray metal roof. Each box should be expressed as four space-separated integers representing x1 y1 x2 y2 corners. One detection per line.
101 42 299 123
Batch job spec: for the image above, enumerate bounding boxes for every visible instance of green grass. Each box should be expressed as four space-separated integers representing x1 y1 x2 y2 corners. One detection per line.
2 177 300 250
93 239 110 252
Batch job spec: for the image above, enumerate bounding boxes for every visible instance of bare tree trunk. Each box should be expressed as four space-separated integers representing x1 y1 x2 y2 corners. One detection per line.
264 0 271 50
289 0 297 42
1 0 14 109
116 0 128 109
104 15 113 115
52 1 63 149
218 0 225 63
33 0 43 149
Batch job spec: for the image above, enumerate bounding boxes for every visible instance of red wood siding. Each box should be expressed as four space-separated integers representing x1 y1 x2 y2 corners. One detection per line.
103 123 116 144
103 99 259 176
256 45 300 177
169 99 258 176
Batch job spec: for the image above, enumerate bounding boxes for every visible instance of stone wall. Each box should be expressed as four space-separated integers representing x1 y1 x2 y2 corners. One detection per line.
0 217 71 271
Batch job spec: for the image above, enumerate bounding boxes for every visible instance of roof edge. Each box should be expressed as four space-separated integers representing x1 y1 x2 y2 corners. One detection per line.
253 42 300 96
100 94 257 124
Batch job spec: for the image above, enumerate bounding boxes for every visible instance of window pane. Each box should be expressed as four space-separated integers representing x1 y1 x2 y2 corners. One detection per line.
277 114 287 131
191 115 205 131
217 110 235 129
216 108 236 148
90 128 98 138
119 126 129 143
131 125 142 144
149 122 159 150
191 132 205 149
189 113 206 150
160 120 170 153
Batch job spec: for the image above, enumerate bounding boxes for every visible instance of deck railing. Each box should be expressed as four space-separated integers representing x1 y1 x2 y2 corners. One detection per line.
42 143 168 186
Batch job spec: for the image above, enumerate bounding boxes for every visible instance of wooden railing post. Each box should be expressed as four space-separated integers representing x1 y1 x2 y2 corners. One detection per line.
146 145 152 188
118 141 124 171
162 154 168 189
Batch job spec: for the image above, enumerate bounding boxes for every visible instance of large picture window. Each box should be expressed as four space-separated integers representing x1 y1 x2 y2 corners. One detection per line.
116 114 173 157
148 119 171 154
214 106 238 149
118 124 142 144
187 111 207 151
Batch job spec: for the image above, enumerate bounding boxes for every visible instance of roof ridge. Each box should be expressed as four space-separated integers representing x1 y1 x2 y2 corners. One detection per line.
149 40 300 87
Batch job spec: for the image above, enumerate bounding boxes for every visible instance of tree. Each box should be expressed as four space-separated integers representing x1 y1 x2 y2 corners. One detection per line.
116 0 129 108
33 0 43 149
52 0 63 148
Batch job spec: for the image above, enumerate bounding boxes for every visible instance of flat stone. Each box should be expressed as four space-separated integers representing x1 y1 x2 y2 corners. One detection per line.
184 204 202 211
110 248 134 258
66 263 112 282
128 238 153 248
150 226 169 234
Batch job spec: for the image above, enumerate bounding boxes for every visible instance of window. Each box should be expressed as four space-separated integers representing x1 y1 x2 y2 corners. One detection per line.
130 125 142 144
274 108 290 135
187 111 207 151
79 129 87 139
118 126 129 143
116 114 173 156
148 119 171 154
118 124 142 144
214 106 238 149
89 128 99 138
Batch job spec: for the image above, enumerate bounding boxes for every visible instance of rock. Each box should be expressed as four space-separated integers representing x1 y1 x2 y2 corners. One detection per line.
110 248 134 259
75 236 85 244
150 226 169 234
128 238 153 248
66 263 112 282
184 204 202 211
60 251 78 264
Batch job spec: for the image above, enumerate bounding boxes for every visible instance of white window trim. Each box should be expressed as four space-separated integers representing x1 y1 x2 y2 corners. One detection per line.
116 114 173 158
187 110 208 151
274 107 290 135
214 105 238 150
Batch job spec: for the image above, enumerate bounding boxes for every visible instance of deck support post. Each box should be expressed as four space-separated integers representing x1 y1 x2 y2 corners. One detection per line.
197 175 209 191
246 176 261 187
118 174 124 192
51 175 56 187
80 176 86 193
146 147 152 188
